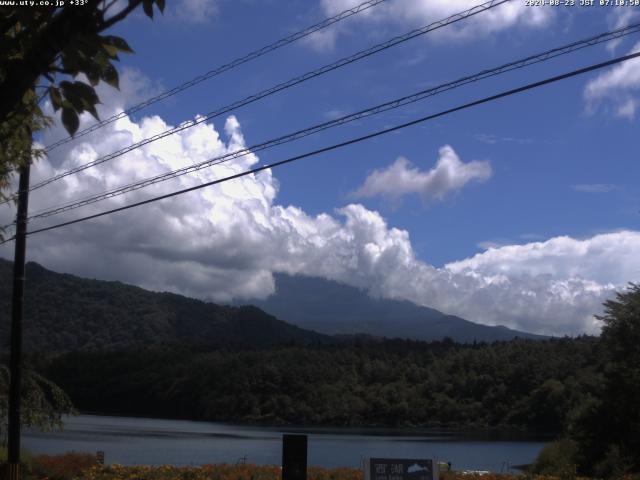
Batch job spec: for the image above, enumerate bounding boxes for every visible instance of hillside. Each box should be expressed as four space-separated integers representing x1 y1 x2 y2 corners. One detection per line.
0 259 329 352
249 273 545 342
45 336 600 430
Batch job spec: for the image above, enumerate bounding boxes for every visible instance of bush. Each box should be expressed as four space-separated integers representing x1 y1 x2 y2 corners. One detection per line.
0 446 32 464
531 439 578 478
31 451 98 480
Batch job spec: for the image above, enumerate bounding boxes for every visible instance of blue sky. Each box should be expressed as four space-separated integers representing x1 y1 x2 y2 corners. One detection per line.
2 0 640 335
108 0 638 265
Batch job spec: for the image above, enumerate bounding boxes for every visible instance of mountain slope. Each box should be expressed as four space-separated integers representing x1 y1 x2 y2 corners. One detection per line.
250 273 545 342
0 260 329 352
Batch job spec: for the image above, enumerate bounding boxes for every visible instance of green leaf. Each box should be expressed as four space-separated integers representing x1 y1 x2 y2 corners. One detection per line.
61 106 79 136
74 33 102 57
83 63 101 86
49 87 62 112
142 0 154 18
102 43 119 58
21 88 36 105
85 103 99 121
93 50 112 68
155 0 165 13
101 35 134 55
73 81 100 103
60 51 81 76
60 81 101 120
100 64 119 89
111 36 134 53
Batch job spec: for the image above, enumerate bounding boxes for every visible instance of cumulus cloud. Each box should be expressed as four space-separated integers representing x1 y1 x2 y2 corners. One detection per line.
2 72 638 337
352 145 492 203
584 41 640 118
447 232 640 287
308 0 553 50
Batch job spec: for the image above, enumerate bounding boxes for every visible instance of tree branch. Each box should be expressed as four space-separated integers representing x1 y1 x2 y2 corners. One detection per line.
102 0 120 14
100 0 143 30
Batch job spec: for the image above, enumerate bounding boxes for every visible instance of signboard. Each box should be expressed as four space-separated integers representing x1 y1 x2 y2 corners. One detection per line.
365 458 437 480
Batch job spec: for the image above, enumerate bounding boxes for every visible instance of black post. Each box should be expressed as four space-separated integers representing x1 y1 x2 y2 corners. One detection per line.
6 161 31 480
282 434 307 480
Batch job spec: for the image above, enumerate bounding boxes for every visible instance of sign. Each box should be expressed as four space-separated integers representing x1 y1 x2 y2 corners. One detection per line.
365 458 437 480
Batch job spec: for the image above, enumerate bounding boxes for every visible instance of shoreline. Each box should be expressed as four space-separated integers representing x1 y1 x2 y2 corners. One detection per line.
67 412 556 441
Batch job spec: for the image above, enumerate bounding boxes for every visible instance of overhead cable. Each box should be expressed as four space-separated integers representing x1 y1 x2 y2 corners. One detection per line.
24 22 640 222
17 50 640 238
43 0 392 152
25 0 509 195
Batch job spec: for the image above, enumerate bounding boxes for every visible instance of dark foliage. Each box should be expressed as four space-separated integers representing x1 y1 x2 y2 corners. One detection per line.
0 0 164 212
567 284 640 477
0 260 329 353
41 336 600 432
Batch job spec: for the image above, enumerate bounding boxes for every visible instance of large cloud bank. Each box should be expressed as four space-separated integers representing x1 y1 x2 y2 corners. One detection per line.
1 71 637 337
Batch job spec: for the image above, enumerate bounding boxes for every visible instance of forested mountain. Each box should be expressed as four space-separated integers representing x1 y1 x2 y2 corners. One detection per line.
0 260 329 352
2 257 636 477
250 273 545 342
43 336 601 433
0 260 543 353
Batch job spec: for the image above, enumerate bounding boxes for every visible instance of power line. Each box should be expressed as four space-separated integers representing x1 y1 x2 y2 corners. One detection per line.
23 22 640 222
23 0 508 196
16 50 640 239
43 0 391 152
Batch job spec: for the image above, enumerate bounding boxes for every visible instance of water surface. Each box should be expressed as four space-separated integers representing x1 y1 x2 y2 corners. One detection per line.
23 414 547 472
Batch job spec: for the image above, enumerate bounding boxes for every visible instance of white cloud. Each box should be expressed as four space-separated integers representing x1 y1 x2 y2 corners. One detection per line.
474 133 498 144
304 28 341 52
477 239 510 250
584 41 640 118
571 184 619 193
172 0 218 24
616 98 638 119
447 232 640 286
352 145 492 203
440 232 640 334
474 133 534 145
311 0 553 50
116 68 165 106
2 72 638 337
606 8 640 53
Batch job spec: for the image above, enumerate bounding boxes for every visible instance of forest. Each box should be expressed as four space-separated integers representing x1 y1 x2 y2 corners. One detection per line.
3 283 639 477
41 336 599 432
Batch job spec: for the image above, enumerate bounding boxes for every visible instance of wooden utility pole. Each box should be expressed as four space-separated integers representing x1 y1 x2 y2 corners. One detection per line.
5 159 31 480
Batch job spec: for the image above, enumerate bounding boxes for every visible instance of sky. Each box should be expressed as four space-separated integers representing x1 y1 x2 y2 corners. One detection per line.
2 0 640 336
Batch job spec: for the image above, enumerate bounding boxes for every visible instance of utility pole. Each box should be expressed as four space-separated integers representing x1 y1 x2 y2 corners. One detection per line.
5 157 31 480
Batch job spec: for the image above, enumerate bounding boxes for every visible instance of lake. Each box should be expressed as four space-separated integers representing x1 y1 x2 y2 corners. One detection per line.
23 414 548 472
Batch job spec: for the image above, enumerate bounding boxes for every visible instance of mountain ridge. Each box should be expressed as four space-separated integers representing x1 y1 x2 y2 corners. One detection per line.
0 260 544 353
249 273 545 342
0 259 329 352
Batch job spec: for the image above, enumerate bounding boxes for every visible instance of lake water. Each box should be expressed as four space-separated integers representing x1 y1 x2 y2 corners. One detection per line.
23 415 548 472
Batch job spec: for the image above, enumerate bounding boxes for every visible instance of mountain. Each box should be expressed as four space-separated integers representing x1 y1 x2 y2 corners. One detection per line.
249 273 546 342
0 260 329 352
0 259 543 353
